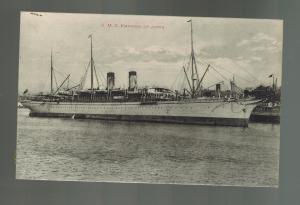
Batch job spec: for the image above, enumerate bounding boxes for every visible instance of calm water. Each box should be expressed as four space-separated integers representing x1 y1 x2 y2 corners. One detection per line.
16 108 280 187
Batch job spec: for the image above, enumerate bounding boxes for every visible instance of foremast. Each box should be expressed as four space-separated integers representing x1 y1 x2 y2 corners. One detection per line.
48 50 71 96
88 34 101 95
184 19 210 99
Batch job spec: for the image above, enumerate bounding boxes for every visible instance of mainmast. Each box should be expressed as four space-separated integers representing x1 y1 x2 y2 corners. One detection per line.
187 19 200 98
89 34 94 90
50 50 53 94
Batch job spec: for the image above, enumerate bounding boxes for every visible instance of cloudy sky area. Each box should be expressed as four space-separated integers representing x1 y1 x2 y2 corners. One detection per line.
19 12 283 93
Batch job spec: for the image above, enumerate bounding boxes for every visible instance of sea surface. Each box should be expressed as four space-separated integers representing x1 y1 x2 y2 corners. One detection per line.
16 108 280 187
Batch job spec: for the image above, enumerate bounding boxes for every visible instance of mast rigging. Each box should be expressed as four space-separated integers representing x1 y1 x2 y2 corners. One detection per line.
89 34 94 90
54 74 71 94
186 19 201 98
50 50 53 94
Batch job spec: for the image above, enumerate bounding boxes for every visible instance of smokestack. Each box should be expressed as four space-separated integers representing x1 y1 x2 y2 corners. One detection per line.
128 71 137 91
107 72 115 90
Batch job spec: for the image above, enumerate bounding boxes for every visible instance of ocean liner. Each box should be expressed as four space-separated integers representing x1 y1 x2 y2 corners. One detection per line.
21 20 259 127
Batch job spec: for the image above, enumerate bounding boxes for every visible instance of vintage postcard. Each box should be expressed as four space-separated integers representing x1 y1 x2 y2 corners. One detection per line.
17 12 282 186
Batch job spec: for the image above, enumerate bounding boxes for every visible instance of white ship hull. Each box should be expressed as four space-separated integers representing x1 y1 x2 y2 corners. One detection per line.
22 99 259 127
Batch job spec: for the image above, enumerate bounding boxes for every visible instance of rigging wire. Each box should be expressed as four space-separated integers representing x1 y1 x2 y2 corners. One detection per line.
93 64 100 88
213 63 253 83
170 67 184 90
41 69 51 93
173 56 189 91
177 54 193 92
53 67 78 86
210 66 229 81
53 72 58 89
79 60 91 89
180 68 188 91
196 61 232 90
208 68 223 82
67 78 70 89
228 60 261 83
208 72 230 90
197 59 254 84
93 62 106 87
99 71 106 86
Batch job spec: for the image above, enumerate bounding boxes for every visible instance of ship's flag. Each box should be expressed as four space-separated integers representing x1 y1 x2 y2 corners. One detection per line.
268 74 273 78
88 34 92 38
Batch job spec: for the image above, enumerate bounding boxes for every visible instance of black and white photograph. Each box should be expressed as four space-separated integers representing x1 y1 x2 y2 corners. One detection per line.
17 12 282 187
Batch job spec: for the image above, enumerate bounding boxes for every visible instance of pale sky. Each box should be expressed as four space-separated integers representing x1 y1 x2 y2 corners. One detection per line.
19 12 283 94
